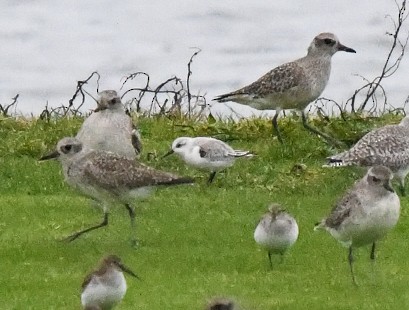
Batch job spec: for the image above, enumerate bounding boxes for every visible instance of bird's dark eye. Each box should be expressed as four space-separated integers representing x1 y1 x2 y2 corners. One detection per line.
60 144 72 154
110 99 117 105
176 143 182 148
372 176 381 183
324 38 335 45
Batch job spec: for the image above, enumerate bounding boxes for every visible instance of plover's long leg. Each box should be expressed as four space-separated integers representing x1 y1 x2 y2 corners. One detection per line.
63 212 109 242
348 246 357 286
207 172 217 184
125 203 137 246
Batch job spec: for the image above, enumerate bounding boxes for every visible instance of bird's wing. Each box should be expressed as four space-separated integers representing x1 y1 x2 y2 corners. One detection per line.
324 190 361 229
195 139 233 161
214 61 306 101
329 125 409 166
82 152 193 191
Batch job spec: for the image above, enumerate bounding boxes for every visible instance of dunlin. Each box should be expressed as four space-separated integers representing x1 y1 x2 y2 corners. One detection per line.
163 136 253 183
254 203 299 267
214 32 356 144
81 255 139 310
315 166 400 284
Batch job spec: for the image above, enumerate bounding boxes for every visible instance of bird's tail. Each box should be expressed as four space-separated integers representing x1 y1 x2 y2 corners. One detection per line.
213 93 233 103
158 177 195 186
322 152 355 168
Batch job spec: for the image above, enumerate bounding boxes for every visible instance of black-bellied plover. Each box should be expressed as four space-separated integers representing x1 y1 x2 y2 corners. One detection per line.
214 32 356 144
206 298 237 310
81 255 139 310
76 90 142 159
163 136 253 184
40 137 194 243
325 116 409 195
254 203 299 268
315 166 400 285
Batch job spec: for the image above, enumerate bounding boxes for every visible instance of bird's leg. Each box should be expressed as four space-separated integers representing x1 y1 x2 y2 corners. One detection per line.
301 111 343 148
125 203 138 247
63 212 109 242
370 242 376 261
207 171 217 184
268 252 273 269
398 179 406 196
348 246 358 286
272 112 284 144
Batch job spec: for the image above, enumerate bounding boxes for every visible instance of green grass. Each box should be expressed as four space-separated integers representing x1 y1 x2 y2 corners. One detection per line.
1 114 409 309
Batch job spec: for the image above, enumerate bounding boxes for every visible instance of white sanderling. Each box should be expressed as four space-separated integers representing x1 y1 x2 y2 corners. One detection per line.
40 137 194 244
163 136 253 184
214 32 356 144
325 116 409 195
81 255 139 310
76 90 142 159
315 165 400 284
254 203 299 268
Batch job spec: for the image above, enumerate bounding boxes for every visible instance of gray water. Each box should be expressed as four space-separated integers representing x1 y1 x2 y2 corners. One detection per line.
0 0 407 117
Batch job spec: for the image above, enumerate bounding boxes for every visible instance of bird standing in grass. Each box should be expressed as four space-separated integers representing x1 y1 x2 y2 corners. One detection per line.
76 90 142 159
325 116 409 195
254 203 299 268
163 136 253 184
206 298 237 310
315 166 400 285
40 137 194 244
213 32 356 144
81 255 139 310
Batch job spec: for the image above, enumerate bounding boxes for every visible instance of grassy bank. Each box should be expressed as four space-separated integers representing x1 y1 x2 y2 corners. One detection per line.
0 113 408 309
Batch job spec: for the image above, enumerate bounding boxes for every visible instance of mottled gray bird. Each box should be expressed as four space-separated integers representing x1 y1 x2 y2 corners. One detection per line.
214 32 356 144
206 298 237 310
81 255 139 310
163 136 253 184
254 203 299 268
315 166 400 285
76 90 142 159
325 116 409 195
40 137 194 244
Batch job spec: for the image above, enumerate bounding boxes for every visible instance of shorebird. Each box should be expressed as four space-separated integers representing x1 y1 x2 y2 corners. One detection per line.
206 298 237 310
315 166 400 285
163 136 253 184
39 137 194 244
213 32 356 144
325 116 409 195
81 255 139 310
254 203 299 268
76 90 142 160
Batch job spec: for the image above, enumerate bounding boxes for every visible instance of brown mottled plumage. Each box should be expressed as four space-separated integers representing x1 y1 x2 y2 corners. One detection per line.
214 32 356 144
40 137 194 243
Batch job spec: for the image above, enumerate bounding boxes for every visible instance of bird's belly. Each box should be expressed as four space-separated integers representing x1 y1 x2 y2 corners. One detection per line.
254 225 297 253
81 282 126 309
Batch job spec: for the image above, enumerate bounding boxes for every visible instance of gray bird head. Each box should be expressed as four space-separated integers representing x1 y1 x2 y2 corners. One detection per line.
102 255 140 279
39 137 83 161
94 90 122 112
366 165 395 193
206 298 236 310
308 32 356 56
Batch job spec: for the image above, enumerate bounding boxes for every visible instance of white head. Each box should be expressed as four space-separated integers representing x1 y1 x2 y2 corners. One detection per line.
307 32 356 57
163 137 195 158
95 90 123 112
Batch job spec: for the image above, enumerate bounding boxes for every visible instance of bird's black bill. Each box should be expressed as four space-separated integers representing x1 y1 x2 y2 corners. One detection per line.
39 150 60 161
338 44 356 53
119 263 141 280
162 149 174 158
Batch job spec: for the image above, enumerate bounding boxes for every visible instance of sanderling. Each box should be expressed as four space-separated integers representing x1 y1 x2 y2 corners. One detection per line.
76 90 142 159
81 255 139 310
254 203 299 268
214 32 356 144
315 165 400 284
325 116 409 195
40 137 194 244
163 136 253 184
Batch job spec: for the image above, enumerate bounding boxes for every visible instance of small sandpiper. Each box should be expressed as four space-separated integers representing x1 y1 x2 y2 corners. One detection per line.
214 32 356 144
81 255 139 310
254 203 299 268
206 298 237 310
163 136 253 184
315 166 400 285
